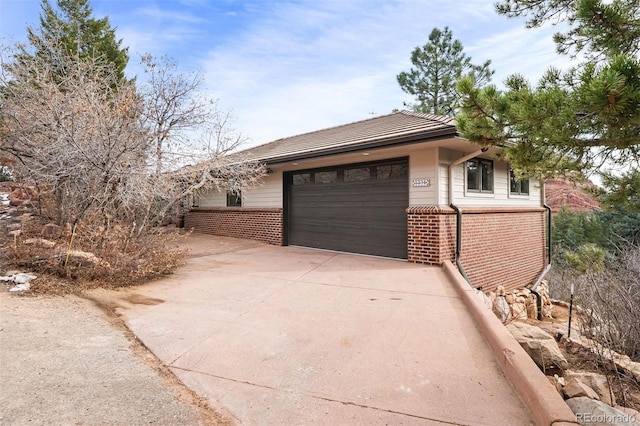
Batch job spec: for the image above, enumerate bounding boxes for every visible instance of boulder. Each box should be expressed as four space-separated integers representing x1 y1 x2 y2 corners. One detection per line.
566 397 638 425
24 238 56 248
526 296 538 320
614 406 639 423
563 377 600 400
61 250 110 268
493 296 511 322
547 374 564 394
507 321 569 371
42 223 64 238
511 301 528 320
565 371 615 406
8 188 29 206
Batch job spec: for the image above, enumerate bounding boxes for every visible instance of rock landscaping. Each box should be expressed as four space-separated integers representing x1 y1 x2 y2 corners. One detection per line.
482 280 640 424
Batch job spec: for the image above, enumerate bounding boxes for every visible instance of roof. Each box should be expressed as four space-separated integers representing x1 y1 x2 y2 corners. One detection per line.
235 110 457 164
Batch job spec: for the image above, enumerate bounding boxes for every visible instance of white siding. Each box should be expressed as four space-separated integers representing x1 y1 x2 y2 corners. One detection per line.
408 147 438 205
195 142 541 209
450 157 541 207
243 170 283 208
196 189 226 207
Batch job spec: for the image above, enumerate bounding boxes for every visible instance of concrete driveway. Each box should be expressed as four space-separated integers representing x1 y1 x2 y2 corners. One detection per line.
102 234 534 425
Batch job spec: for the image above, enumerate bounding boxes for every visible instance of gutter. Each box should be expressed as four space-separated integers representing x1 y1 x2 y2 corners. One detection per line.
448 149 486 288
260 127 458 165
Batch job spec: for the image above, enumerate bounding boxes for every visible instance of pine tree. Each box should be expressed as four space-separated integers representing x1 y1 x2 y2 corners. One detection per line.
397 27 493 116
25 0 129 83
456 0 640 179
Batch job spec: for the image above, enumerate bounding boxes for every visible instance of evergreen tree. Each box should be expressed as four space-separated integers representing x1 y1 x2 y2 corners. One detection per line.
25 0 129 83
456 0 640 179
397 27 493 116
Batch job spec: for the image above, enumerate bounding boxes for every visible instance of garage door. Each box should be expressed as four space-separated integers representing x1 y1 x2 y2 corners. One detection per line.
285 158 409 259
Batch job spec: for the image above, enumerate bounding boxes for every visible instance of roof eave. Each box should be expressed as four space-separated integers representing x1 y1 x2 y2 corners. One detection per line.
259 127 458 165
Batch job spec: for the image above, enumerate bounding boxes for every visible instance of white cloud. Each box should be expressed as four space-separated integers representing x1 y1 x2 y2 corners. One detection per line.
1 0 576 147
196 1 573 145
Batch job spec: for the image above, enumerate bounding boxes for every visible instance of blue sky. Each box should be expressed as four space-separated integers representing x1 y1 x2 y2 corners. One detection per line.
0 0 577 148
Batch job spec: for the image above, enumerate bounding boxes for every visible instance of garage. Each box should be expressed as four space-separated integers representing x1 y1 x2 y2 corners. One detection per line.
284 158 409 259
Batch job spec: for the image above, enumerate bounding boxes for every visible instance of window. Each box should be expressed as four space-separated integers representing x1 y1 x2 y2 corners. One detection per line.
226 190 242 207
377 164 408 179
293 173 311 185
344 167 371 182
466 159 493 193
510 170 530 195
314 171 337 184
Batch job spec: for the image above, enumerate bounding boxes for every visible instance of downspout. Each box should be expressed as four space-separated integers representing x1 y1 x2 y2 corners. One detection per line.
529 179 552 320
448 149 486 288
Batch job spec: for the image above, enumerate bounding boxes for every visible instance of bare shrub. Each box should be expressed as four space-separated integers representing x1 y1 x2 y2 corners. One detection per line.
0 41 265 284
550 245 640 362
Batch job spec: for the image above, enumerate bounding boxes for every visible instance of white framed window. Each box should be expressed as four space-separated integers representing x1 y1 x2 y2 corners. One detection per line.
466 158 494 193
509 170 530 195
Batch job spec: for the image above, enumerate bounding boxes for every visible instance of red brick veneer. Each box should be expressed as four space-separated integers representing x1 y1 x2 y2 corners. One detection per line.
459 207 546 291
407 206 547 292
406 206 456 265
184 207 283 246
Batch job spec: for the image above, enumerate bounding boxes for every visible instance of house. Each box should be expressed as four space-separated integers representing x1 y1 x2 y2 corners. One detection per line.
185 111 549 292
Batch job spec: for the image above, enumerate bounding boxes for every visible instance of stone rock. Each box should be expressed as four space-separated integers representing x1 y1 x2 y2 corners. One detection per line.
526 302 538 320
493 296 511 322
566 397 638 425
511 302 528 320
518 288 531 297
24 238 56 248
8 188 29 206
8 229 21 237
547 374 564 394
42 223 64 238
7 223 21 231
614 406 639 423
566 371 615 406
476 289 493 310
506 321 569 371
496 285 505 297
613 356 640 384
563 377 600 400
61 250 110 268
505 292 516 304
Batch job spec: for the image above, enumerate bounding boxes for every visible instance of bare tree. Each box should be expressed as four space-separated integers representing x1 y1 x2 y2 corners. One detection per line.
138 54 213 176
0 41 264 281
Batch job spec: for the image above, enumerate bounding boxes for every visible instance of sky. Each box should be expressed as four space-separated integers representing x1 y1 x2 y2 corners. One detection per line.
0 0 579 148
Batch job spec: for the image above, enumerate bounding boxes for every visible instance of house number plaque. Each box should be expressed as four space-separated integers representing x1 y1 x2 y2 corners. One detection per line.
412 178 431 187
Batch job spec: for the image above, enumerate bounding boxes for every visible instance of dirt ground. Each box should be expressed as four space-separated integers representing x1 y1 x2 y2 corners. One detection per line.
0 285 231 425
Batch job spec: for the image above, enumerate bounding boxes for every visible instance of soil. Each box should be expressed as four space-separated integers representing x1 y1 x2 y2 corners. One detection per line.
0 284 232 425
531 304 640 412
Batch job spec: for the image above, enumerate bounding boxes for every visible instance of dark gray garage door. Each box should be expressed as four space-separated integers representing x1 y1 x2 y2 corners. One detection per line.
285 158 408 259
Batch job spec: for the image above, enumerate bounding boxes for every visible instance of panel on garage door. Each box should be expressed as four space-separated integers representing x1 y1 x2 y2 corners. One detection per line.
286 159 408 259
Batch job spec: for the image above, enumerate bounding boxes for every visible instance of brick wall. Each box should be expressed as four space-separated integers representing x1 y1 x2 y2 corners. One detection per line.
459 207 547 292
407 206 456 265
407 206 547 292
184 207 283 246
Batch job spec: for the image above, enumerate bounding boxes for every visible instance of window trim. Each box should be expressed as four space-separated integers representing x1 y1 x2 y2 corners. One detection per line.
509 169 530 196
465 158 494 194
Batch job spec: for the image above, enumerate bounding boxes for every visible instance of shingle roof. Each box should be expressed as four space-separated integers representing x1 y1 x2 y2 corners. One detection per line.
235 110 457 164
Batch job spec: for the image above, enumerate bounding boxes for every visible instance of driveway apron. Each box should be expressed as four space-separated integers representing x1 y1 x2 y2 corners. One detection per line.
109 234 534 425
